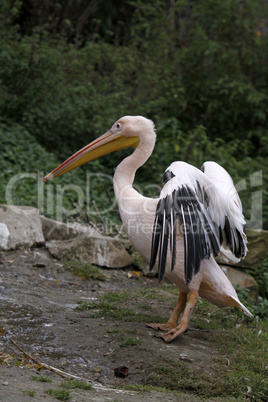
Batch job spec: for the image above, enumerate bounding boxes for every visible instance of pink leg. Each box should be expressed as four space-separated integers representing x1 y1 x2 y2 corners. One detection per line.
147 292 188 332
159 290 199 342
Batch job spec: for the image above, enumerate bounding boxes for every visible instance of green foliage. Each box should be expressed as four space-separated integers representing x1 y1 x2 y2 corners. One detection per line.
22 390 35 397
45 389 71 400
64 260 106 281
31 375 52 383
119 337 143 347
61 379 92 390
0 0 267 231
255 252 268 299
0 120 89 218
75 290 167 323
235 285 268 319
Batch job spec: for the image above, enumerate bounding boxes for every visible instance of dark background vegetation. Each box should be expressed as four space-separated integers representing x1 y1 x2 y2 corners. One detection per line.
0 0 267 229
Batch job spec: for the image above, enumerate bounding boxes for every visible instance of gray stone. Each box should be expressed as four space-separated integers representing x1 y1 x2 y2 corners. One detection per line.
0 204 44 250
46 234 133 268
239 229 268 270
217 229 268 271
40 216 103 241
221 265 258 299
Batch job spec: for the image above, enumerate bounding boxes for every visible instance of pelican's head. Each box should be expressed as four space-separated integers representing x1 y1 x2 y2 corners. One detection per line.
43 115 155 183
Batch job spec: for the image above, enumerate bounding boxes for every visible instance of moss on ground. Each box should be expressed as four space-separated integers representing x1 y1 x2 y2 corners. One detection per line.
60 379 92 390
45 389 71 400
119 337 143 347
75 300 166 323
63 260 106 281
31 375 52 383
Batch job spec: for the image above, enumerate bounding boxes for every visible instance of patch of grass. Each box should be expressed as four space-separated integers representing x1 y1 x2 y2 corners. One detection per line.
145 363 214 396
192 298 248 331
176 299 267 399
125 384 170 393
100 307 165 323
235 284 268 319
61 379 92 390
64 260 106 281
119 338 143 347
121 293 268 400
137 287 174 300
22 390 35 397
102 291 133 303
135 303 153 310
46 389 71 400
161 283 179 295
127 329 137 335
216 322 268 400
75 298 166 323
75 300 110 311
31 375 52 383
105 328 122 334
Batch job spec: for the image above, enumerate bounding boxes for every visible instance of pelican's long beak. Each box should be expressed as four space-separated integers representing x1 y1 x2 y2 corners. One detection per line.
43 130 139 183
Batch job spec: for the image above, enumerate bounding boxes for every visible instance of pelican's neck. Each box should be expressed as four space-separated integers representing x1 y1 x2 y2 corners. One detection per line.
113 136 155 195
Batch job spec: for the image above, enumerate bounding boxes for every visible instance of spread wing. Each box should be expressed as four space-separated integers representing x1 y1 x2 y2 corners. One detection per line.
150 161 247 285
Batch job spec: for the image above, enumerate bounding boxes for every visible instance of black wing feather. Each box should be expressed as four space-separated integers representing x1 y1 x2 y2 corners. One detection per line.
220 216 247 259
150 178 245 285
162 170 175 185
149 199 163 271
158 207 169 282
171 191 178 272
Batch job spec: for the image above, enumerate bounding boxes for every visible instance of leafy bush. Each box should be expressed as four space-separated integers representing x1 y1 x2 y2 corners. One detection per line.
0 121 116 223
0 0 267 229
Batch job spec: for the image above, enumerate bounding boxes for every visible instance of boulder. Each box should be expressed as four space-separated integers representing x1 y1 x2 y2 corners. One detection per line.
221 266 258 299
0 204 44 250
216 229 268 271
239 229 268 270
46 234 133 268
41 216 103 241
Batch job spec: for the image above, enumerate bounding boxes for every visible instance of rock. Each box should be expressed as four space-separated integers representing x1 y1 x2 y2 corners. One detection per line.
31 249 54 268
239 229 268 270
0 205 44 250
221 265 258 299
40 216 103 241
46 234 133 268
217 229 268 271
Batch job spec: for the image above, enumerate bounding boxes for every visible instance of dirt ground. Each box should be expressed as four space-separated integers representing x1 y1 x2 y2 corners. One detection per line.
0 247 236 401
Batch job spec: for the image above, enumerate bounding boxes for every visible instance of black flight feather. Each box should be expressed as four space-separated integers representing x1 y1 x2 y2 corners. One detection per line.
158 207 169 282
149 199 163 271
149 176 242 286
162 170 175 185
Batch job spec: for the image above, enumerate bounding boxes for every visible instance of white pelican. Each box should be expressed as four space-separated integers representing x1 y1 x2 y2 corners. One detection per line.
44 116 253 342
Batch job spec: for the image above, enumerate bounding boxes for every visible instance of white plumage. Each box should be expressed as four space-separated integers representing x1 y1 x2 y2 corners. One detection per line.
44 115 252 342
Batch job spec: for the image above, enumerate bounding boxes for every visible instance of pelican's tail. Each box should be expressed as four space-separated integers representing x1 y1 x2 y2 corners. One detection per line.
228 295 253 318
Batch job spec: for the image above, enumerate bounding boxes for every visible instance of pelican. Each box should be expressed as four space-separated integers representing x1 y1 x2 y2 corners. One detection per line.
44 115 252 342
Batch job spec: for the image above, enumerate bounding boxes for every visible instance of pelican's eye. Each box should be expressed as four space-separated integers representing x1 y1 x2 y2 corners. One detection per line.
116 123 121 130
